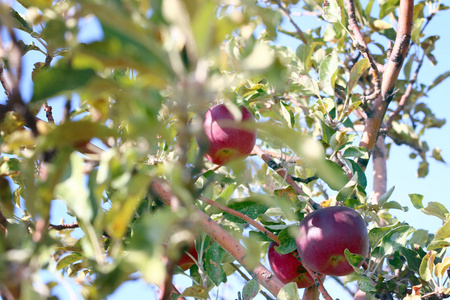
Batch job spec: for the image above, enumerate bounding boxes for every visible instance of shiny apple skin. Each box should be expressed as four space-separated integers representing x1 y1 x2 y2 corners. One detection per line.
201 104 257 165
296 206 369 276
268 242 316 288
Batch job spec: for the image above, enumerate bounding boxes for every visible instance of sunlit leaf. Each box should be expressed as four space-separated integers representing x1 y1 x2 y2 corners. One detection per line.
419 251 436 282
319 50 338 95
322 0 341 23
276 282 300 300
434 257 450 279
347 58 370 95
181 285 209 299
32 63 98 102
57 253 83 271
223 198 269 223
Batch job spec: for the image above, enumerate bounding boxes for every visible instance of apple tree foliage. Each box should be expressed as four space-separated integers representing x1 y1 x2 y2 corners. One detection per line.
0 0 449 299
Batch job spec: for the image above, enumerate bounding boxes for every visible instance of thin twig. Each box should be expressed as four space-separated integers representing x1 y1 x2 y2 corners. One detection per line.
273 0 308 44
0 209 9 228
198 195 280 244
344 0 381 102
330 276 355 297
386 53 424 131
253 145 322 211
43 103 55 123
48 222 80 230
0 66 11 98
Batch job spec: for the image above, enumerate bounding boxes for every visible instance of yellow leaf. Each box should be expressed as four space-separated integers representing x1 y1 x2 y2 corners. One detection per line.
434 257 450 278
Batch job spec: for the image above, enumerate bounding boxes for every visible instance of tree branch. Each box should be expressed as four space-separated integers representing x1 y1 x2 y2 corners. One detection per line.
386 53 423 130
357 0 413 170
197 195 280 244
48 222 80 230
253 145 322 211
150 179 285 298
344 0 381 101
273 0 308 44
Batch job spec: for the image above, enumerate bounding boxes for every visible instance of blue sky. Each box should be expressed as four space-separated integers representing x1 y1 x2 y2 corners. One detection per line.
4 1 450 299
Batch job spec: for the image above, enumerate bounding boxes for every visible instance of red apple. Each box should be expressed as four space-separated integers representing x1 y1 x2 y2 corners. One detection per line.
200 104 257 165
296 206 369 276
177 245 198 271
268 241 317 288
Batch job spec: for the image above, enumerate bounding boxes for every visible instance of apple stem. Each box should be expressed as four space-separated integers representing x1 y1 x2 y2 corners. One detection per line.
252 145 322 211
294 252 333 300
198 195 280 244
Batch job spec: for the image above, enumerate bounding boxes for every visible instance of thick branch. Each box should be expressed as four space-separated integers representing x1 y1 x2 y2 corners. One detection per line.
358 0 413 170
150 180 285 298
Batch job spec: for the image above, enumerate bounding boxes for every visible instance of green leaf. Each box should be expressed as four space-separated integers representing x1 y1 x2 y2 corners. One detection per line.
181 285 209 299
409 194 424 210
9 8 34 33
32 64 97 102
347 160 367 189
276 282 300 300
432 148 445 163
419 251 436 282
205 242 227 286
293 74 320 96
400 247 422 274
347 58 370 95
56 252 83 271
421 202 449 221
382 201 408 212
223 198 269 223
342 146 369 159
280 101 295 128
55 153 92 223
409 229 430 248
417 160 429 178
369 222 402 249
319 50 338 96
242 279 260 300
357 275 377 293
428 71 450 91
322 0 341 23
377 186 395 207
344 248 364 268
378 225 415 258
316 159 348 191
319 119 335 144
0 178 14 218
336 173 358 202
275 227 297 254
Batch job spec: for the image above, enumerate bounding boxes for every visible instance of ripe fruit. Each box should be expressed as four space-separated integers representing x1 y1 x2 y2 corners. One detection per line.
200 104 257 165
296 206 369 276
177 245 198 271
267 242 316 288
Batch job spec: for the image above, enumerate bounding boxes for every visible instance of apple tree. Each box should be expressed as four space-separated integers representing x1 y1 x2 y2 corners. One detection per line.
0 0 449 299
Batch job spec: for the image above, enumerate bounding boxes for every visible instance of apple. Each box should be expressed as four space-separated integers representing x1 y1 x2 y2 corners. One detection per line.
200 104 257 165
268 241 317 288
177 245 198 271
296 206 369 276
